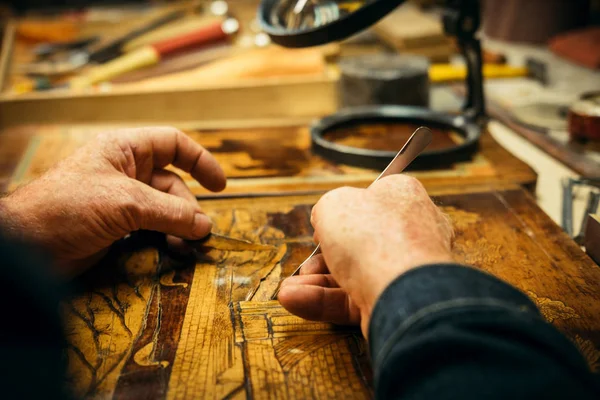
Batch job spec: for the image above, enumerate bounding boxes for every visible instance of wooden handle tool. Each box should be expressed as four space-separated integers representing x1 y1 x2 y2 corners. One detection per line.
88 10 185 64
122 16 223 53
70 19 239 89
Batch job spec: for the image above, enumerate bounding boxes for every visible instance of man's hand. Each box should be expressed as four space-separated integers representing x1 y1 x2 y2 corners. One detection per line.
278 175 453 337
0 127 226 276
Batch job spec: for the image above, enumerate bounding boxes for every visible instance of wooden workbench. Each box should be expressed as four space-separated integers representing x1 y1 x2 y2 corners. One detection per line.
2 122 599 399
62 186 600 399
1 122 536 194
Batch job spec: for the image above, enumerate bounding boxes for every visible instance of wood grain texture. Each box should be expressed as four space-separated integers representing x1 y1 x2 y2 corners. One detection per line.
0 77 338 127
3 123 537 196
58 188 600 399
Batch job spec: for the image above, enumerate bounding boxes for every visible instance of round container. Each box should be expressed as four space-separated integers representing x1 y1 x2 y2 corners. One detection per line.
338 54 430 108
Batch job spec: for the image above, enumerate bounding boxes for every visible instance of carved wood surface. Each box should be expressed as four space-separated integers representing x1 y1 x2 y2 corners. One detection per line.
6 121 594 399
3 123 536 195
59 188 600 399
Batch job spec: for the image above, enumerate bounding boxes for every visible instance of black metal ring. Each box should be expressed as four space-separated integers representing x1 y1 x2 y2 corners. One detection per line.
311 105 482 171
258 0 406 48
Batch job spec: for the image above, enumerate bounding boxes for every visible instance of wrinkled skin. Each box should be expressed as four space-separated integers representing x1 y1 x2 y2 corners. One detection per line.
278 175 454 337
0 127 226 276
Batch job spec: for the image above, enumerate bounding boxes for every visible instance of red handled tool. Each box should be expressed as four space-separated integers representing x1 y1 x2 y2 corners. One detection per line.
70 19 239 89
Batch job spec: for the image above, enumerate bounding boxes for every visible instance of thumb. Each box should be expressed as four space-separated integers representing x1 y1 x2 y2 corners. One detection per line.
133 181 212 239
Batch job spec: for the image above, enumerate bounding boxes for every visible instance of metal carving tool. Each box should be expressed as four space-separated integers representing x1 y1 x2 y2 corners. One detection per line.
291 0 310 28
293 0 310 15
272 126 432 299
188 232 276 251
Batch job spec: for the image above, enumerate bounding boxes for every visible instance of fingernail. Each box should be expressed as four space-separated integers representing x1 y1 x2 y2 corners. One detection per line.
193 212 212 238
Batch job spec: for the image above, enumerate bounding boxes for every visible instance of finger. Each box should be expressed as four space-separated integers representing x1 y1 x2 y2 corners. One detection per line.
150 169 202 250
280 273 339 288
278 281 360 326
150 169 196 203
133 181 212 239
299 253 329 275
117 127 226 192
166 236 194 255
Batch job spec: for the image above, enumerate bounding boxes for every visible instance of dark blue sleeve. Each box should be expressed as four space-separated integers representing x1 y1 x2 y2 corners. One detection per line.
0 232 70 399
368 264 600 400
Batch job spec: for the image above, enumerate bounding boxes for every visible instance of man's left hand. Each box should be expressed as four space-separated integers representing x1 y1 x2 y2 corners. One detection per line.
0 127 226 276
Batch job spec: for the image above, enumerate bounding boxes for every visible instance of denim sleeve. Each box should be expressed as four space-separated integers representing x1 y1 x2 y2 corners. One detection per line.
368 264 600 400
0 233 70 399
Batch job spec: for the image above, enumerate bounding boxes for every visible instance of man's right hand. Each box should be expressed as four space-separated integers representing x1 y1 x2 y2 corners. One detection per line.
278 175 454 337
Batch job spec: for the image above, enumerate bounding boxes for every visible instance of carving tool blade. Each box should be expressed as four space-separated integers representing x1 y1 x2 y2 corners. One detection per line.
188 233 275 251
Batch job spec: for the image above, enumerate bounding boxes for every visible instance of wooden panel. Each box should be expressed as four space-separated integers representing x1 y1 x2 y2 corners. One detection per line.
4 122 537 195
59 188 600 399
0 76 338 128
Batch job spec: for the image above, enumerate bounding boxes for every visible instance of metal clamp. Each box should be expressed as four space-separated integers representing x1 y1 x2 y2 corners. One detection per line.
562 177 600 243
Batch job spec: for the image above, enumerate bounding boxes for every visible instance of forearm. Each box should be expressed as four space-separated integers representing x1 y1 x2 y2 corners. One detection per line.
369 264 599 399
0 230 69 399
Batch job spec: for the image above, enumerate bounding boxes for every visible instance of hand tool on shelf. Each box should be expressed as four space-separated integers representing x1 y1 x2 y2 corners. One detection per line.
14 11 187 77
110 43 234 84
429 63 528 83
561 177 600 241
13 37 99 78
32 36 99 60
69 18 239 89
121 16 223 53
272 126 432 299
88 9 186 64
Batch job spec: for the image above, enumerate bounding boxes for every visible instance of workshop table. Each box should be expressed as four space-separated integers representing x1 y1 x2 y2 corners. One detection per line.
1 123 599 399
2 123 536 194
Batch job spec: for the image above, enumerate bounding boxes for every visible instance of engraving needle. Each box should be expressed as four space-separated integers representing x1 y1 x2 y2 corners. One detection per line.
272 126 433 299
290 0 310 29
